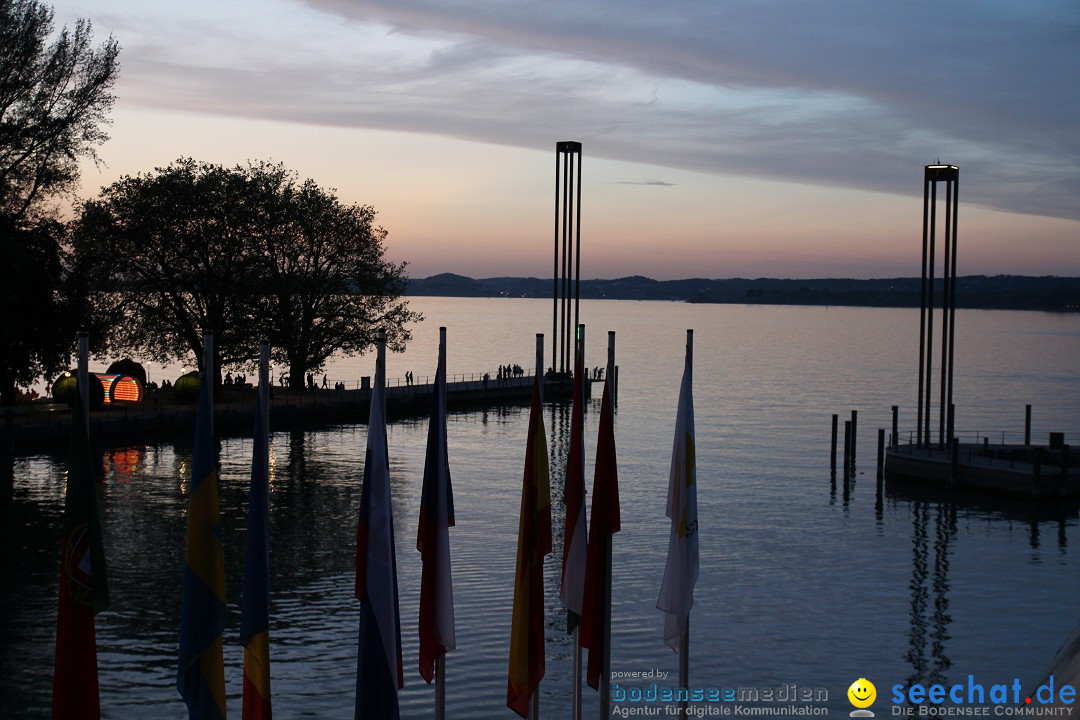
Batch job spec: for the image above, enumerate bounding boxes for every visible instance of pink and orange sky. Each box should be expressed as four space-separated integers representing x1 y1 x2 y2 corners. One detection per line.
51 0 1080 280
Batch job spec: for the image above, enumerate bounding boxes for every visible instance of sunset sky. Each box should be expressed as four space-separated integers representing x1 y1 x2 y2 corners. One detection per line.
49 0 1080 280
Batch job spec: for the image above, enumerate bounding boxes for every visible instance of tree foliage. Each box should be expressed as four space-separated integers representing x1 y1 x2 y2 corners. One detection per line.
0 0 119 219
74 158 419 388
0 1 118 404
257 163 416 390
0 215 82 404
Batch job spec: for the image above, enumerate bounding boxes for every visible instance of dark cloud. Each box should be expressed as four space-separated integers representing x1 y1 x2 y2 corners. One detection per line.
108 0 1080 221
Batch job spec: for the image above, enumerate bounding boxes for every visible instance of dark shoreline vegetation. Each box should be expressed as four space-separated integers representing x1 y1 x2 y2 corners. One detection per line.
407 273 1080 311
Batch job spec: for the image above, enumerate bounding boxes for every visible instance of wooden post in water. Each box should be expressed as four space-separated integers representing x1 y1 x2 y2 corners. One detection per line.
850 410 858 466
877 429 886 480
1062 445 1070 496
891 406 899 448
1033 446 1043 499
830 415 839 473
843 421 851 479
950 438 960 482
1025 405 1032 446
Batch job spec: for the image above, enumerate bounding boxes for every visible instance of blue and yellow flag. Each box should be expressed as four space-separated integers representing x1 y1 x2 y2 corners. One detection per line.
178 373 228 719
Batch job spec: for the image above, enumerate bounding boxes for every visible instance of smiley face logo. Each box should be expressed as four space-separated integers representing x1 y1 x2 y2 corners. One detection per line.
848 678 876 709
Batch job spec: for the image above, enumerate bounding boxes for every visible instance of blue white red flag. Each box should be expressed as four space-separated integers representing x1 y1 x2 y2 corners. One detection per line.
355 344 403 719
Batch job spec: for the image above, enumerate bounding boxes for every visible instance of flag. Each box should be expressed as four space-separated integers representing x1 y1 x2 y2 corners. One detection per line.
580 381 620 690
656 339 699 653
52 388 109 720
507 376 552 718
417 351 456 683
355 349 403 720
178 372 228 720
560 348 587 633
240 387 272 720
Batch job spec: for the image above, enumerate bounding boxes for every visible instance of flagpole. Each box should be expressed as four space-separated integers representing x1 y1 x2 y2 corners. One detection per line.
436 326 447 720
678 330 693 720
678 618 689 719
535 333 544 405
204 333 214 424
260 341 269 436
533 331 544 720
600 331 616 720
77 331 89 434
572 325 585 720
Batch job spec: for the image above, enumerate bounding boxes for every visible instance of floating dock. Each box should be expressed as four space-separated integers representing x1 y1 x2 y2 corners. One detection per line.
886 438 1076 499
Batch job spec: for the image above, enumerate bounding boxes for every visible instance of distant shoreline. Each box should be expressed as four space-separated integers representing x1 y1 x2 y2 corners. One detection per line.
406 273 1080 312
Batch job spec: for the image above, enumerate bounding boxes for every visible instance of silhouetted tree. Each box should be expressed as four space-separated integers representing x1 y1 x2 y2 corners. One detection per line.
73 159 419 388
0 1 118 403
73 158 268 385
0 0 119 220
0 216 82 404
255 163 418 391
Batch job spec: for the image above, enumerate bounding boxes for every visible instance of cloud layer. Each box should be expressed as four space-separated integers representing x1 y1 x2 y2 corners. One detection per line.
68 0 1080 221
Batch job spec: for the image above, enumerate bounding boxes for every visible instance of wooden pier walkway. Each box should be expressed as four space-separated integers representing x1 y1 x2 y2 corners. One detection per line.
2 372 588 456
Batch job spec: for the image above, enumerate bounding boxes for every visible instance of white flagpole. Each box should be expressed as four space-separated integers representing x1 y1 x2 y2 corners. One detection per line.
435 326 447 720
572 325 585 720
600 331 616 720
531 331 543 720
77 331 89 434
535 333 544 405
204 333 214 431
678 330 693 720
435 655 445 719
259 341 269 437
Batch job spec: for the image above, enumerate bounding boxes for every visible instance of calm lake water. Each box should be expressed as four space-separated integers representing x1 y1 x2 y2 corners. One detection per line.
2 297 1080 718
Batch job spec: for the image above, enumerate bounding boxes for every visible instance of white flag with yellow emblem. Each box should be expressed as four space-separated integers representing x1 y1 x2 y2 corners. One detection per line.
657 330 699 653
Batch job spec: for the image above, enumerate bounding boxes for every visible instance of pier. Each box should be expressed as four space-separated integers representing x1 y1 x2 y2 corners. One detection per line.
886 436 1077 499
2 371 587 455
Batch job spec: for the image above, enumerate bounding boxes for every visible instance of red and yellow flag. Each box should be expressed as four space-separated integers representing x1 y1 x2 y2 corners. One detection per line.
507 376 552 718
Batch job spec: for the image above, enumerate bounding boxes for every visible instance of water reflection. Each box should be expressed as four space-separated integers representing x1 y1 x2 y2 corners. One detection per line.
882 478 1079 690
902 501 956 689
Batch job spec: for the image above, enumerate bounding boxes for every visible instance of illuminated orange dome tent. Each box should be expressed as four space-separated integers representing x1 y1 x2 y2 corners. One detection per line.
93 373 144 404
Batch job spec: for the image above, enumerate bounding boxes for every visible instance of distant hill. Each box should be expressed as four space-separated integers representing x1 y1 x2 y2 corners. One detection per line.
405 274 1080 311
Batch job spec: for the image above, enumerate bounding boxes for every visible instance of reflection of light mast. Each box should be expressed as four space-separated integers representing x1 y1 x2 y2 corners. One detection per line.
905 501 956 688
